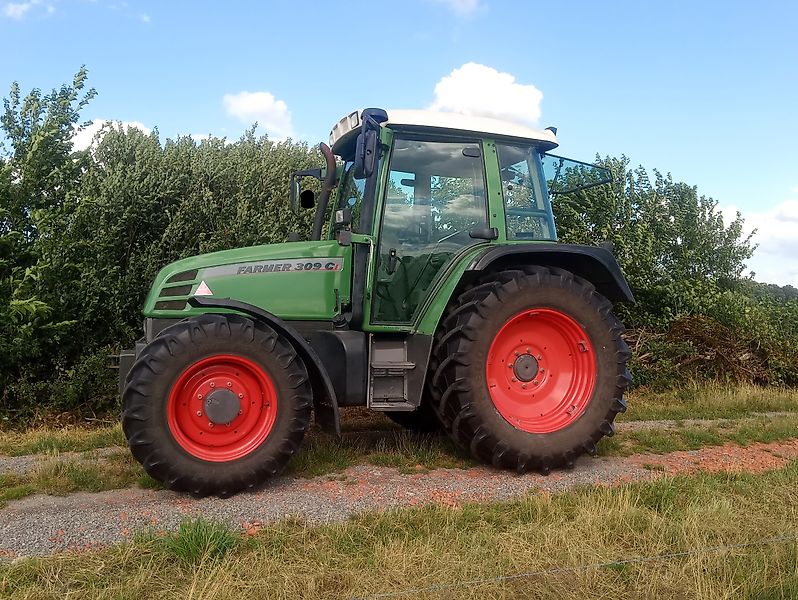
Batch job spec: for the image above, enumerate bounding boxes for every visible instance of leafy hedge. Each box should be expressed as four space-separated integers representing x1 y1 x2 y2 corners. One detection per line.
1 70 796 419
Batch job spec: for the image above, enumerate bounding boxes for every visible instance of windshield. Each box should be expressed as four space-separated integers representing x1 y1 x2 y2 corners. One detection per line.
540 154 612 195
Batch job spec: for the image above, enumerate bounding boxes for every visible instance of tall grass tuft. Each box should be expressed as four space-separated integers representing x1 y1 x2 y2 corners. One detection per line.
160 519 240 565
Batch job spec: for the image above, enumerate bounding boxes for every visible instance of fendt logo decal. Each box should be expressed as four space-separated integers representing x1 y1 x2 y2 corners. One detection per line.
202 258 343 279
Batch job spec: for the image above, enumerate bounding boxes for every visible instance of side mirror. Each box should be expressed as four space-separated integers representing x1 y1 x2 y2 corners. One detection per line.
288 167 323 213
353 108 387 180
300 189 316 209
353 129 377 180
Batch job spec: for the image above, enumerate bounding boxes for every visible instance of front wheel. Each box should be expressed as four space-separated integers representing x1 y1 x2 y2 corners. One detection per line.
122 314 312 497
431 267 631 473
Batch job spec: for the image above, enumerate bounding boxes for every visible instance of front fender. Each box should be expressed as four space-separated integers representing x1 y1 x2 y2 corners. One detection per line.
188 296 341 437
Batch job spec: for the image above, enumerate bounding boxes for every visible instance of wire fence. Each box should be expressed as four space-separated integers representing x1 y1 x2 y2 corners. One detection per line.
351 533 798 600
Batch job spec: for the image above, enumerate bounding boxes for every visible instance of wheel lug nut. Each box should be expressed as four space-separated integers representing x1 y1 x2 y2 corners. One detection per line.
526 347 531 353
208 422 214 428
209 382 215 388
227 381 232 387
522 383 528 389
514 351 520 356
511 377 517 382
197 393 203 399
533 380 539 386
238 410 242 415
196 411 202 417
238 393 244 399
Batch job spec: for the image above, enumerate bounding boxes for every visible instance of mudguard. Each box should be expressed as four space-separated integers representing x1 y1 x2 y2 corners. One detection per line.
467 243 634 303
188 296 341 437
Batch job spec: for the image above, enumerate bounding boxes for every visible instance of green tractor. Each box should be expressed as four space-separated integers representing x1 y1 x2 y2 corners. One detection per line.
119 108 632 497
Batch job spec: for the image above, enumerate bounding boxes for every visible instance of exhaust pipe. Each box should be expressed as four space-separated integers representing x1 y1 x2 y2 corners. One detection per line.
312 142 337 241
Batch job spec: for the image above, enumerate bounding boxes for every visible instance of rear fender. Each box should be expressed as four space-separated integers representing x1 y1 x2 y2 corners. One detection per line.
467 243 634 303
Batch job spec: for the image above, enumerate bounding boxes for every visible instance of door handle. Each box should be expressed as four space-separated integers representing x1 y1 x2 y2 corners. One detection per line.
387 248 398 274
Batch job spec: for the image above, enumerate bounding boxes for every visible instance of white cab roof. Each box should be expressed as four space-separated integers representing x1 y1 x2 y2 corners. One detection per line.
329 109 558 156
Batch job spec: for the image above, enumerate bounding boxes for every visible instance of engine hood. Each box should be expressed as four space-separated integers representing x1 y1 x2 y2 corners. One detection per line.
142 240 351 321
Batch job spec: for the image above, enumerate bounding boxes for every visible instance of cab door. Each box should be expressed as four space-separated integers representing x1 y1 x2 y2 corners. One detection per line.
371 136 491 325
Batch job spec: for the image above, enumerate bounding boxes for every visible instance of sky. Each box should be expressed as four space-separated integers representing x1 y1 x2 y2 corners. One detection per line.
2 0 797 286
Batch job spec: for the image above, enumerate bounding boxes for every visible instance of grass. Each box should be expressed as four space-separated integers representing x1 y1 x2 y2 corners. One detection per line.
2 385 796 459
0 385 795 499
599 413 798 457
0 408 796 503
3 462 798 599
621 383 798 422
0 423 125 456
152 519 240 565
0 451 160 506
287 429 476 478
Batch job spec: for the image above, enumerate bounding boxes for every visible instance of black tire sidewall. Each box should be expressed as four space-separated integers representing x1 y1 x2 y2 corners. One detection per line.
122 314 311 495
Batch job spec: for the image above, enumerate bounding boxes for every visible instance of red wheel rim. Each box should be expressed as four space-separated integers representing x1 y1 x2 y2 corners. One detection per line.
167 354 277 462
485 308 596 433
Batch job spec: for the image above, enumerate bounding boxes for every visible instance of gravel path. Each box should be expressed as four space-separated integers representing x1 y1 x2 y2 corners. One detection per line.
3 437 798 560
0 456 650 559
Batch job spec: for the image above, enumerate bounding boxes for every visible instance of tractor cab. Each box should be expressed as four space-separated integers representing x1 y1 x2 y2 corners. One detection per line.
121 107 632 498
291 108 614 326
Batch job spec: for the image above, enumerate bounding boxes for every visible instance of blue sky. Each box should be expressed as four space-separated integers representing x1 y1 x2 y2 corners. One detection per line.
2 0 797 285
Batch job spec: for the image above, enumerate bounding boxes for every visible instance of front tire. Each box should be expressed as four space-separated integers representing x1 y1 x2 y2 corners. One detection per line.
431 267 631 473
122 314 312 497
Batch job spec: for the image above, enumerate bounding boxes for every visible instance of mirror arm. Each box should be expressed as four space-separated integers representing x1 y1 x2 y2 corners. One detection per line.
312 142 337 241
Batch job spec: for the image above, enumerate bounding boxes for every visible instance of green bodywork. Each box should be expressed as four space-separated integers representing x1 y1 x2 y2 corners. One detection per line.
143 240 351 321
142 122 610 338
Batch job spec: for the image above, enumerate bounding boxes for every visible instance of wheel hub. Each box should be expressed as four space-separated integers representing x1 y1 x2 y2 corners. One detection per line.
485 308 596 433
512 354 539 382
204 389 241 425
167 354 278 462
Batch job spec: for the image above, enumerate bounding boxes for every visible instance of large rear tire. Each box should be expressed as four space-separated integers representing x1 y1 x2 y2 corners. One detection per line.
430 267 631 473
122 313 312 497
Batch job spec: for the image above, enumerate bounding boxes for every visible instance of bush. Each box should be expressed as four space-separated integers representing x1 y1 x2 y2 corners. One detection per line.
1 70 796 420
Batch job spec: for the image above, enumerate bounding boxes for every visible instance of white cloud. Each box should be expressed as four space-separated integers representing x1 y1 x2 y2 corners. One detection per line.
430 0 480 16
429 62 544 127
140 12 150 23
722 193 798 287
189 133 210 143
223 91 294 140
71 119 151 152
2 0 53 19
3 1 33 19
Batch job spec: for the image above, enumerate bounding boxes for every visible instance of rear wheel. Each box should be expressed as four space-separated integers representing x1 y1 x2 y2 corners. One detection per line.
122 313 312 497
431 267 630 473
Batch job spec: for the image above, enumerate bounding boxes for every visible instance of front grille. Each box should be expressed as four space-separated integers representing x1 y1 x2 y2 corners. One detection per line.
166 270 198 283
159 284 192 297
154 300 187 311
